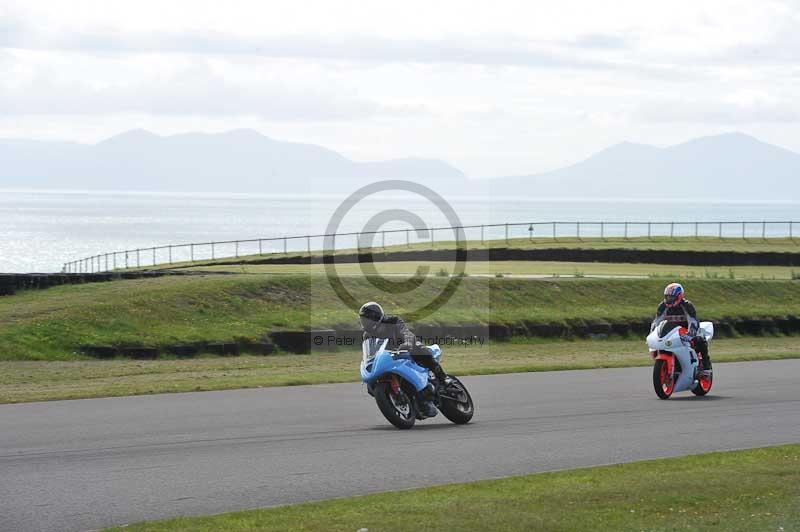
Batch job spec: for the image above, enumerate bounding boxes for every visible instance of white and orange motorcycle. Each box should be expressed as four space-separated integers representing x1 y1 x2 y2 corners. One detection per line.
647 320 714 399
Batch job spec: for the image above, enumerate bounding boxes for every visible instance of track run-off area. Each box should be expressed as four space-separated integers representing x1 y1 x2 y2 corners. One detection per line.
2 359 799 532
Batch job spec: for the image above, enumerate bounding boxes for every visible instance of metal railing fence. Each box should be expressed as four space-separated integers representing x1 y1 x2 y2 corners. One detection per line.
62 220 799 273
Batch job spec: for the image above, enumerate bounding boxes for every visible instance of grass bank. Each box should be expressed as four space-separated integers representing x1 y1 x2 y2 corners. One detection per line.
2 336 797 403
2 275 799 360
140 236 800 271
186 260 800 279
106 444 800 532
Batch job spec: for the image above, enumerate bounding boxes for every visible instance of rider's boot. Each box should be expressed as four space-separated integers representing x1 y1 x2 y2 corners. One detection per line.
431 363 449 387
417 384 438 418
694 337 711 371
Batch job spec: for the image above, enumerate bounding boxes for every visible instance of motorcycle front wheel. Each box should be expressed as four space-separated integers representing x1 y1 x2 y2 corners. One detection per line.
653 359 674 399
374 381 416 429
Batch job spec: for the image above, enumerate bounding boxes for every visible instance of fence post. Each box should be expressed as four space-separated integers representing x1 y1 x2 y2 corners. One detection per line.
647 222 651 240
670 222 674 239
742 222 746 239
719 222 722 239
791 221 794 240
190 244 194 262
259 239 263 255
382 231 386 249
695 222 698 239
136 249 140 268
407 229 410 248
762 221 766 240
624 222 628 240
210 242 214 260
600 222 604 240
431 227 435 248
125 251 129 269
481 225 485 245
307 236 311 255
113 253 116 270
505 223 509 244
105 254 108 272
169 245 172 264
576 222 581 240
235 241 239 258
152 247 156 266
553 222 557 240
283 237 287 254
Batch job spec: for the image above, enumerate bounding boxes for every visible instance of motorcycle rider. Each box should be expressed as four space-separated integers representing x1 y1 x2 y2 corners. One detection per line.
358 301 447 417
652 283 711 372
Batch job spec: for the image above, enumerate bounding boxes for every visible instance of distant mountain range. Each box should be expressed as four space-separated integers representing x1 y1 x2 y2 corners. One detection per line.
1 130 798 200
499 132 800 200
0 129 465 193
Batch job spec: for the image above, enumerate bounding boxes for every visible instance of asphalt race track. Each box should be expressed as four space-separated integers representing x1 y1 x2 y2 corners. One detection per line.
2 359 799 532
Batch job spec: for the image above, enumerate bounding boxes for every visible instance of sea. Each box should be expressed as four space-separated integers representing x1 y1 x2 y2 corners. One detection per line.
1 188 798 273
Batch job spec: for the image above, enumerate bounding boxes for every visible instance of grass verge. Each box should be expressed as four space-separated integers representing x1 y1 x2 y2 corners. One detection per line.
105 444 800 532
2 336 797 403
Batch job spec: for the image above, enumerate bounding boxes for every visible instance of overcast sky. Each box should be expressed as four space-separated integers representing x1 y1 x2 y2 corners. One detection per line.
1 0 799 177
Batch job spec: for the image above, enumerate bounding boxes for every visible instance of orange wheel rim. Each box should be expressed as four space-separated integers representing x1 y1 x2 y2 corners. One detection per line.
660 364 674 395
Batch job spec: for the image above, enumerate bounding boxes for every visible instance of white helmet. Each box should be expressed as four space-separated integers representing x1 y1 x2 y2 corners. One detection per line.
358 301 384 333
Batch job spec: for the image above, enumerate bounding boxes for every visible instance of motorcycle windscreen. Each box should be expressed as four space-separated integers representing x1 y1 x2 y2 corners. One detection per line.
654 320 681 338
362 338 389 363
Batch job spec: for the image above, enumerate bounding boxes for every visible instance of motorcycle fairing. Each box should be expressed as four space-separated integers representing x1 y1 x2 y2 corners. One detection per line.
360 339 441 392
647 321 699 393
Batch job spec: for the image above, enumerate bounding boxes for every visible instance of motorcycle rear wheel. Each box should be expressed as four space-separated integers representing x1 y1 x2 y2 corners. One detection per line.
653 359 674 399
375 381 416 429
438 377 474 424
692 369 713 396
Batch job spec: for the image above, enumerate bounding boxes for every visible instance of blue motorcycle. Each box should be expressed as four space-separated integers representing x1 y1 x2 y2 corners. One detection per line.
360 338 474 429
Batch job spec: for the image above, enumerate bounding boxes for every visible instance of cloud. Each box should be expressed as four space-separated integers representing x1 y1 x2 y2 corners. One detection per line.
567 32 636 50
0 62 416 120
635 96 800 124
0 20 687 78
